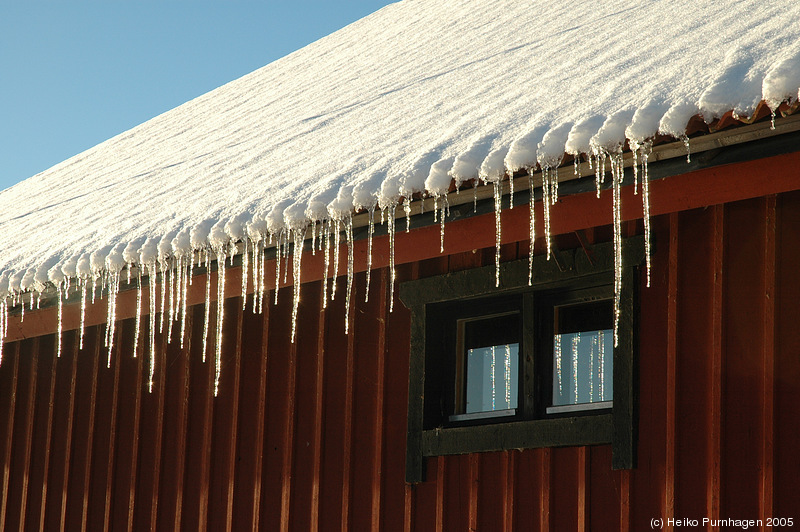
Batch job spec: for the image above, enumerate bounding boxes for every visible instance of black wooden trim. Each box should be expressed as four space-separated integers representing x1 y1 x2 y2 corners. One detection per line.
422 414 613 456
401 236 644 483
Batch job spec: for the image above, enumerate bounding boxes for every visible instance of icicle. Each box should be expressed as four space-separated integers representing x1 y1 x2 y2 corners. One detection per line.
331 220 341 301
241 238 250 310
473 182 478 212
106 273 119 368
542 168 552 260
133 272 142 357
257 239 266 314
55 284 63 359
0 300 5 365
310 223 317 255
631 146 639 195
202 250 211 363
572 333 580 403
682 135 691 163
551 166 559 204
148 261 157 392
167 260 176 343
508 174 514 209
282 232 290 286
388 204 397 312
404 199 412 233
528 170 536 285
493 180 502 287
365 208 375 303
573 155 582 178
213 248 226 397
290 227 306 343
79 279 87 350
439 195 448 253
274 232 282 305
322 220 331 309
611 151 623 348
432 195 439 223
159 263 167 334
641 142 653 288
180 256 189 348
770 109 776 130
344 214 354 334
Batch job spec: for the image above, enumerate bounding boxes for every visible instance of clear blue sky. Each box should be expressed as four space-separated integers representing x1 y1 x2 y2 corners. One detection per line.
0 1 396 192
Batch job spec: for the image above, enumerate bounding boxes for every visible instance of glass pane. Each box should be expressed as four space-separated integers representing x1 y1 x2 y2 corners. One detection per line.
552 329 613 406
466 343 519 414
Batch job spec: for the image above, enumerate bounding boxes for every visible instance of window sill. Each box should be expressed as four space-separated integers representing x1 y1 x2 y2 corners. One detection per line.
422 413 613 456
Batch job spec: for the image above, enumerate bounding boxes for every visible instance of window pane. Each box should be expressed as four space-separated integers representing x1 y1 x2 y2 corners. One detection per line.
466 343 519 414
552 330 613 406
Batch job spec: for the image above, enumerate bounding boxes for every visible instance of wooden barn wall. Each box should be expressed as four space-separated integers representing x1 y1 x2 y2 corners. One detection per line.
1 190 799 531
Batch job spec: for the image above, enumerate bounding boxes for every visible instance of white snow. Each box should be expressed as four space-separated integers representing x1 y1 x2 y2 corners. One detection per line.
1 0 799 306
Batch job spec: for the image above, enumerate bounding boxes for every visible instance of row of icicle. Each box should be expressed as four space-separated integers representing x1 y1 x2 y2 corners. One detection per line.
0 140 665 395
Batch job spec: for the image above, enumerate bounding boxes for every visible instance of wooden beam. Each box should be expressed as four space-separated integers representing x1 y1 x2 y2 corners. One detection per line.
0 342 20 531
664 213 679 530
708 205 724 531
760 196 776 530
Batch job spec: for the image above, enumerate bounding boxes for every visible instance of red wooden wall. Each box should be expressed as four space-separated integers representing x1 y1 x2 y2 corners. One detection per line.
1 186 799 530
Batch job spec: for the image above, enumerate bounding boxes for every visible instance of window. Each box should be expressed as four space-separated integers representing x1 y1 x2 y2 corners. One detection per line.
400 237 642 483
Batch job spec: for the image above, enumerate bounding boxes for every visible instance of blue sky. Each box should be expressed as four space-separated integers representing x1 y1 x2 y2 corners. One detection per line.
0 1 396 192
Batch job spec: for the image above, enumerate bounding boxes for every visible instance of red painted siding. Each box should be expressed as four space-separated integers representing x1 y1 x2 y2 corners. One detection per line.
1 187 799 530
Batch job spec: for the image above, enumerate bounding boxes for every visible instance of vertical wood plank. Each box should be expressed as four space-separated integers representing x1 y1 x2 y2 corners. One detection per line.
139 315 170 531
503 451 515 532
539 448 551 532
577 447 588 532
111 319 144 532
708 205 724 531
467 454 478 532
209 298 242 532
157 309 192 531
619 469 631 532
404 485 412 532
231 300 268 531
339 287 356 532
32 337 58 531
53 332 78 532
435 457 444 532
279 321 298 532
760 196 776 530
71 325 101 531
664 213 679 530
370 269 388 531
309 282 326 532
16 337 40 532
0 342 20 531
182 303 215 532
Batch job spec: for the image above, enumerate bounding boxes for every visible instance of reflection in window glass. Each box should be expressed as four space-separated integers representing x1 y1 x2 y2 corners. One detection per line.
466 343 518 414
553 330 613 406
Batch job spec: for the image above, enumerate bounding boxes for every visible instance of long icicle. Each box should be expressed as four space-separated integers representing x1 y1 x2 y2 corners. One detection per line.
365 208 375 302
611 151 623 348
56 284 63 358
542 168 552 260
148 262 157 393
79 278 87 350
528 170 536 285
290 227 306 343
202 250 211 363
388 204 397 312
214 248 226 397
331 220 341 301
241 237 250 310
344 214 354 334
493 180 502 287
641 141 653 288
322 220 330 309
133 272 142 357
180 255 189 348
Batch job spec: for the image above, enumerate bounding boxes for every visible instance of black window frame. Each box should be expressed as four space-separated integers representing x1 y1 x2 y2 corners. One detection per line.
400 236 642 483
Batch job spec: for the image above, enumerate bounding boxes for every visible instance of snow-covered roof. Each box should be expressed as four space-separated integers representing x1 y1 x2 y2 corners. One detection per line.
2 0 800 294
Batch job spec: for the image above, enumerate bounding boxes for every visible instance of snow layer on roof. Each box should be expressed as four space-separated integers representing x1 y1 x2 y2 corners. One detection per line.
1 0 800 288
